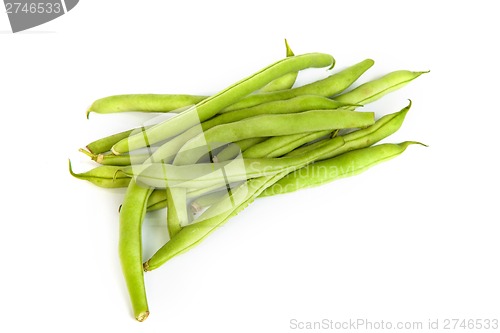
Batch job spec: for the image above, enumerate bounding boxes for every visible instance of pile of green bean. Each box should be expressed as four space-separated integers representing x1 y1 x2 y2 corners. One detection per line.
71 41 427 321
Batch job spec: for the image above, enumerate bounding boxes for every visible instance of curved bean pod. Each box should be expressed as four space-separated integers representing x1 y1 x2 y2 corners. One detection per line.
111 53 335 155
68 160 130 188
321 101 412 160
119 179 153 321
261 141 425 196
259 39 298 92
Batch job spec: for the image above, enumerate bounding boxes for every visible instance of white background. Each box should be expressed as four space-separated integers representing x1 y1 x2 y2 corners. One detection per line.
1 1 499 332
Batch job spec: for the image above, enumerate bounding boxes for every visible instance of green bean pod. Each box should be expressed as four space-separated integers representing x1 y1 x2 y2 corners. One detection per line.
259 39 297 92
68 160 130 188
242 131 331 159
261 141 425 196
321 101 412 160
86 128 143 154
204 95 352 128
221 58 374 112
334 70 428 105
86 94 206 118
119 179 153 321
111 53 335 155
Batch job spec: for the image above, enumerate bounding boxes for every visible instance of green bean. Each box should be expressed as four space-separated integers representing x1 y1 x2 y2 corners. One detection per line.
242 131 331 159
86 94 206 118
334 70 428 105
86 128 143 154
214 138 268 162
259 39 297 92
119 179 153 322
221 58 374 113
68 160 130 188
143 137 346 271
261 141 425 196
320 101 412 160
111 53 335 155
205 95 351 128
174 109 374 165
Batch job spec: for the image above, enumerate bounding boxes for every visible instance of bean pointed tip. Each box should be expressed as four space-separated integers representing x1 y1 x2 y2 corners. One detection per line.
68 159 74 175
400 141 429 150
328 58 336 70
